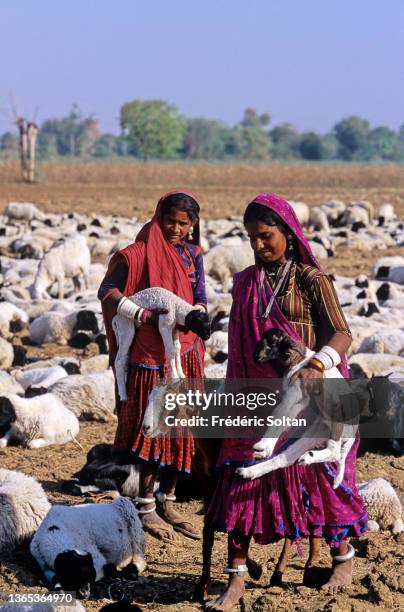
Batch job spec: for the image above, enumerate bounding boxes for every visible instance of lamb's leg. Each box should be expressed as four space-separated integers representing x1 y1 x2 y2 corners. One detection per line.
252 382 307 459
56 276 64 300
159 324 179 379
332 437 355 488
173 328 185 378
237 435 319 480
298 439 341 466
113 315 136 401
0 426 14 448
27 438 50 449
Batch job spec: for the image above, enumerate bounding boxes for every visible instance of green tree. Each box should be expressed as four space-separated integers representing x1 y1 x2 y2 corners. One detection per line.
333 115 370 160
38 105 99 157
225 126 270 160
120 99 184 160
183 118 228 159
240 107 271 129
368 126 397 160
269 123 300 159
0 131 18 157
299 132 326 160
92 133 120 158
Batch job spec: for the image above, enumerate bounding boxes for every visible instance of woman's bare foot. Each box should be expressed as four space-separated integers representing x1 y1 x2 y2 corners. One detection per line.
205 575 245 611
140 508 178 542
156 499 201 539
320 557 353 594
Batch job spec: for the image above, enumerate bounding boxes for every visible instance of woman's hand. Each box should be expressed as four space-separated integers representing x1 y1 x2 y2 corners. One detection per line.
142 308 169 328
290 366 323 397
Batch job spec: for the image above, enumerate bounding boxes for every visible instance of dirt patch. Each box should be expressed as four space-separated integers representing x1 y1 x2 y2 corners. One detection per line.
1 421 403 611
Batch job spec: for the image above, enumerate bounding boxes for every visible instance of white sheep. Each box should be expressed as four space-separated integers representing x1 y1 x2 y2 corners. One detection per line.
289 201 309 226
341 205 370 227
30 497 146 594
321 200 346 225
0 337 14 369
33 235 91 299
359 328 404 356
309 206 330 233
0 371 24 395
0 468 50 553
49 370 116 422
0 301 29 340
0 603 86 612
112 288 210 400
29 308 99 346
0 393 80 449
349 353 404 378
4 202 46 223
374 256 404 285
377 203 396 226
12 365 73 393
205 242 254 292
205 330 228 363
359 478 403 534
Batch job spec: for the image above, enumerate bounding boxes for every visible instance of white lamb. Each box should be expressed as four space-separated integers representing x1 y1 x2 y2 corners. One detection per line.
29 308 99 346
49 370 116 422
0 301 29 340
0 393 79 449
30 497 146 595
112 288 210 400
0 468 50 553
32 235 91 299
359 478 403 534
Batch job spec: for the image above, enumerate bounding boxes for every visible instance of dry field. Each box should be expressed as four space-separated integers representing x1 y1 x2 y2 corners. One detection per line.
0 162 404 611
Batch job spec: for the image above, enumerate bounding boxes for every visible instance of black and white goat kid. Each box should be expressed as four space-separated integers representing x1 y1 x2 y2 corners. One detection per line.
236 329 356 488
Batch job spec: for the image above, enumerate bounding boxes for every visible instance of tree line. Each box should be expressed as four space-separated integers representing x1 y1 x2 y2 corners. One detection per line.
1 100 403 162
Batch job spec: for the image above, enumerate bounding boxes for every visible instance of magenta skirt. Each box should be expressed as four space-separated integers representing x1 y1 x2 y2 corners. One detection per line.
206 437 368 549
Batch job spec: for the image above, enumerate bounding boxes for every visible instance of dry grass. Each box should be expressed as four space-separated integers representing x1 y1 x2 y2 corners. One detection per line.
0 161 403 220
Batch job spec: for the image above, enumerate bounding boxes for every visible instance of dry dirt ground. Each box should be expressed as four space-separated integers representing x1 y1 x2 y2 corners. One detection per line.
0 162 404 611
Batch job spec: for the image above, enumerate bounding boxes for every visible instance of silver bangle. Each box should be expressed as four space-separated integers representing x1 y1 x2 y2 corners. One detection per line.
223 565 248 575
332 542 355 562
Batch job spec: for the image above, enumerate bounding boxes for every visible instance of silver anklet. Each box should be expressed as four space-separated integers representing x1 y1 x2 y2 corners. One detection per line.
134 497 156 515
332 542 355 562
155 491 176 503
224 565 248 576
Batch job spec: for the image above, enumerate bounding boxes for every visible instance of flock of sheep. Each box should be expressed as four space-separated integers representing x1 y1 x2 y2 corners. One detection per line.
0 198 403 609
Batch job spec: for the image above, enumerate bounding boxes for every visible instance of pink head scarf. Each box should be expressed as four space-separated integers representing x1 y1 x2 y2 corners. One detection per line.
227 193 349 379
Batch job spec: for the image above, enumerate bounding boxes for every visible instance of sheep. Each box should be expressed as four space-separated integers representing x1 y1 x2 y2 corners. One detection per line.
374 256 404 285
308 240 328 260
377 203 397 226
358 478 403 534
0 371 24 395
289 201 309 226
29 309 99 346
358 328 404 356
205 242 254 292
30 497 146 597
79 354 109 374
309 207 330 233
321 200 346 226
0 468 50 553
205 330 228 363
49 370 116 422
341 204 370 227
32 235 91 299
0 393 80 449
349 353 404 378
0 301 29 339
4 202 46 223
113 288 210 400
236 329 354 489
12 363 79 394
0 337 14 369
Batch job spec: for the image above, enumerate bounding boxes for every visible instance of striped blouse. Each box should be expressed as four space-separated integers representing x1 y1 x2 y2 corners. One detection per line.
263 260 351 350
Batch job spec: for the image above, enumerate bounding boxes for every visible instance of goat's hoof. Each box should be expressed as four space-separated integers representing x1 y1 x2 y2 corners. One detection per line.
235 467 251 479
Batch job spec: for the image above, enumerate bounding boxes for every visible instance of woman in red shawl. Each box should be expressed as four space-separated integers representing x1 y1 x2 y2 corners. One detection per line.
205 194 367 611
98 191 207 541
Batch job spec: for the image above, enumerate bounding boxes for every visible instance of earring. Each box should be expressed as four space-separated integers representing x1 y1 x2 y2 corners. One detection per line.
188 226 194 240
287 235 294 255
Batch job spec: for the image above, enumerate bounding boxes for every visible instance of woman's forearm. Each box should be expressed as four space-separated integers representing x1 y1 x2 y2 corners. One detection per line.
325 331 352 357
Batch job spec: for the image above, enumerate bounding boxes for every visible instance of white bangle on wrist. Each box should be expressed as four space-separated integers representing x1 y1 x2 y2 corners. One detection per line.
117 297 144 321
313 345 341 370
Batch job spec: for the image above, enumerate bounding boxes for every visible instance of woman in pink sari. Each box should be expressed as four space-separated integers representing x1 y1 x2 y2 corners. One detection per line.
206 194 367 611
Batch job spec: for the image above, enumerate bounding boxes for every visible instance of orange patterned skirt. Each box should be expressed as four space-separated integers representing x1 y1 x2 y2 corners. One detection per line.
113 342 203 472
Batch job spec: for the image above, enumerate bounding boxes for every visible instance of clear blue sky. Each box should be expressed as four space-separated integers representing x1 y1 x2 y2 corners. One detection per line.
0 1 403 135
